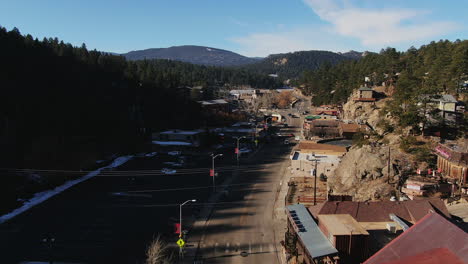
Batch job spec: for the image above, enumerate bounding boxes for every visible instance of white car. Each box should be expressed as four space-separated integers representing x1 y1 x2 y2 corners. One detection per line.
161 168 177 174
168 151 182 156
163 161 184 167
239 148 252 154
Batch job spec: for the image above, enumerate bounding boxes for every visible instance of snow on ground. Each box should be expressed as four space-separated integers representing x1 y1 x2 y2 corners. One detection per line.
0 155 133 224
152 140 193 146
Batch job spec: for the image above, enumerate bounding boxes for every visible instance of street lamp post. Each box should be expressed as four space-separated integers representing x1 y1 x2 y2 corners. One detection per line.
179 199 196 259
211 153 223 191
179 199 196 238
234 136 246 166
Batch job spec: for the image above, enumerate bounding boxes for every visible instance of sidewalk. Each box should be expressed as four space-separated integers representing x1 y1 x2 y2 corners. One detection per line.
272 164 294 264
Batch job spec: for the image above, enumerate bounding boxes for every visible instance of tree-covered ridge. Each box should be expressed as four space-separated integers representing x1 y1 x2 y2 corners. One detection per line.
242 50 357 79
123 45 261 66
300 40 468 106
0 27 279 169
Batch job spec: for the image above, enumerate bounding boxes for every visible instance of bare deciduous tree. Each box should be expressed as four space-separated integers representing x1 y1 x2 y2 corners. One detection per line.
146 235 171 264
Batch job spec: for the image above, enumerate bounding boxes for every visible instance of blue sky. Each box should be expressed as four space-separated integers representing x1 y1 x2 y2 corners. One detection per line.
1 0 466 57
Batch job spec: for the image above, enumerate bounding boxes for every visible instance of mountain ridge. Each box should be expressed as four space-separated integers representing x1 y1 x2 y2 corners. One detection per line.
122 45 365 78
122 45 260 67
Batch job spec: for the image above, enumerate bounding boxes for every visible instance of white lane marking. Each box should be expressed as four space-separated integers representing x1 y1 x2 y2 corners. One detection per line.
269 243 275 252
249 241 252 254
225 242 230 253
214 242 218 255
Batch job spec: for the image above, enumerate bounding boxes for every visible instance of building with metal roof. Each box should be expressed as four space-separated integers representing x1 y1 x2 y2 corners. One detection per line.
364 212 468 264
286 204 339 264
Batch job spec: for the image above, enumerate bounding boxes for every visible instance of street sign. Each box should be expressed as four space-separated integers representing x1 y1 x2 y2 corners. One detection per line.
235 147 239 154
210 169 214 177
176 238 185 247
174 223 181 234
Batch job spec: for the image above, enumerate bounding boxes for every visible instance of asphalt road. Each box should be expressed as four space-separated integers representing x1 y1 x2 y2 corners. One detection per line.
0 100 308 264
191 139 293 264
0 146 240 264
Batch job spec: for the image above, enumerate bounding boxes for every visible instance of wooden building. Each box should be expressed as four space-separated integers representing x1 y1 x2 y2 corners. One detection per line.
435 143 468 186
318 214 370 264
354 87 376 102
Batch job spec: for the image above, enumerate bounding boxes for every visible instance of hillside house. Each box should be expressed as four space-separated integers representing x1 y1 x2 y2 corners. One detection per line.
354 87 376 102
435 142 468 186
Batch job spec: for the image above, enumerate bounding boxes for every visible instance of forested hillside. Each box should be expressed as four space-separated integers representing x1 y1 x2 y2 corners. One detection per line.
300 40 468 106
242 50 357 79
123 45 260 66
0 27 279 169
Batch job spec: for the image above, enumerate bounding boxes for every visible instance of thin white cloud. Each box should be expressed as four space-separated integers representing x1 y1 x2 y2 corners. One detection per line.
230 27 353 57
303 0 458 47
230 1 458 57
229 17 249 27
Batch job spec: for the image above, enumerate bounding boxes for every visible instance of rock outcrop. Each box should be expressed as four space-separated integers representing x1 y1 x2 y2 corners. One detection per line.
341 87 396 133
328 144 406 201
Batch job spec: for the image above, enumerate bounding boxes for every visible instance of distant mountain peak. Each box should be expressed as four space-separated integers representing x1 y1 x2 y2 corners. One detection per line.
122 45 260 66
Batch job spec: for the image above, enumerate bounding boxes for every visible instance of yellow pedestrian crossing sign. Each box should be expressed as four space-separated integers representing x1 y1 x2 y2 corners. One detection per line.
176 238 185 247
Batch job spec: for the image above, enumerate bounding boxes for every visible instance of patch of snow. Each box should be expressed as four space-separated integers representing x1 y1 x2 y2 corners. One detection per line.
161 168 177 174
206 48 212 51
0 155 133 224
152 141 193 146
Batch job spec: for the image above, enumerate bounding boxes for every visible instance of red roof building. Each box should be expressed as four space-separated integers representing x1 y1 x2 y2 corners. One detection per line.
380 248 464 264
364 212 468 264
308 199 450 224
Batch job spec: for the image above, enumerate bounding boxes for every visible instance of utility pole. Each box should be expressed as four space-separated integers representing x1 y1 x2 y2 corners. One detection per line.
211 153 223 192
310 153 319 205
234 136 246 167
387 146 391 184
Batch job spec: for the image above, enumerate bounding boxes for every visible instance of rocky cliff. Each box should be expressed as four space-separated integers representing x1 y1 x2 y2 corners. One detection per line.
341 86 396 134
328 144 405 201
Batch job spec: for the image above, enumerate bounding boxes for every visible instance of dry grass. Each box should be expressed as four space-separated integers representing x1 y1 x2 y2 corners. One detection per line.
146 235 171 264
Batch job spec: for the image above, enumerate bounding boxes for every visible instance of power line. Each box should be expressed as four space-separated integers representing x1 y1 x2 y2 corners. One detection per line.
123 182 263 193
0 164 269 177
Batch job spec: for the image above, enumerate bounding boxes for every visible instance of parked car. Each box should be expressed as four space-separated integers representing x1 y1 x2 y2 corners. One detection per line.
161 168 177 174
163 162 184 167
239 148 252 154
145 152 157 157
168 151 182 156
